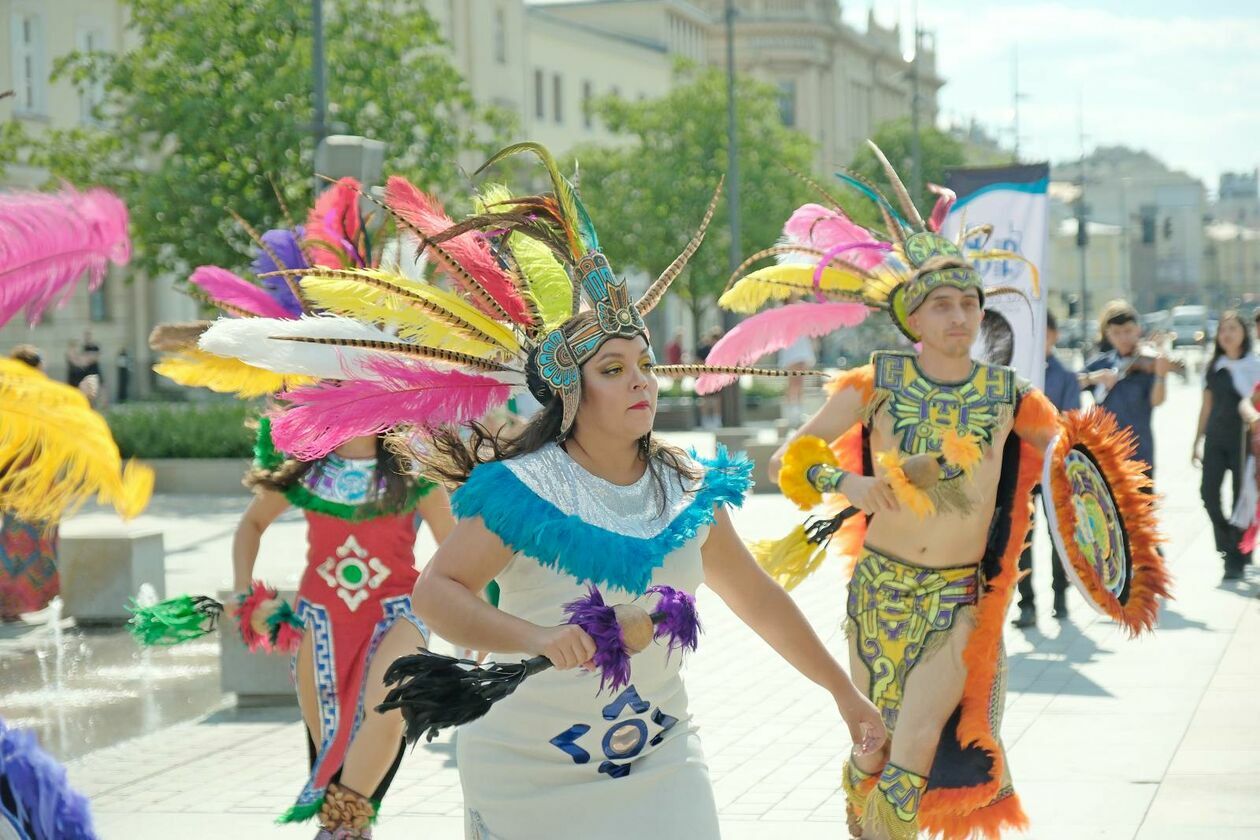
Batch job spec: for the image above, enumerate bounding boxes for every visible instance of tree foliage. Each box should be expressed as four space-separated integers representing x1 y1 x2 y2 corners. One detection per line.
568 62 815 336
14 0 509 279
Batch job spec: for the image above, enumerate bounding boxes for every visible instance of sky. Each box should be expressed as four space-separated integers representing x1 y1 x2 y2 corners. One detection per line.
532 1 1260 194
854 0 1260 192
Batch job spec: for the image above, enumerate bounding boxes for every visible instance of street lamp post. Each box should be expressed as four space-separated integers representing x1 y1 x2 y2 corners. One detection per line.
312 0 328 195
720 0 742 427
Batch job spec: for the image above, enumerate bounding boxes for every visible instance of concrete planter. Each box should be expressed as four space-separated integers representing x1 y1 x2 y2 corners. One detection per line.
148 459 251 495
60 531 166 625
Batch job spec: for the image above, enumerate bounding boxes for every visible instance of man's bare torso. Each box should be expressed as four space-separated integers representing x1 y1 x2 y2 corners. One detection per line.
862 396 1015 568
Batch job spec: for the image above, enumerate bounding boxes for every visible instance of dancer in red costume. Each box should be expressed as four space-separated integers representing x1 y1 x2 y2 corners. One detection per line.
237 420 451 836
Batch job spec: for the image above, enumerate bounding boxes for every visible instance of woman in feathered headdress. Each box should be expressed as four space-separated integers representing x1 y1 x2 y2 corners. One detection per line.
140 180 456 838
198 141 888 839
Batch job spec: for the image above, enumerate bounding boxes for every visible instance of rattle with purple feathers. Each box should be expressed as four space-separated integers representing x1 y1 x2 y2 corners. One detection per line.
377 584 700 744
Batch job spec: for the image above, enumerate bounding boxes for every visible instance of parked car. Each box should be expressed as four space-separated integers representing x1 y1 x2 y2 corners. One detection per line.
1169 305 1208 347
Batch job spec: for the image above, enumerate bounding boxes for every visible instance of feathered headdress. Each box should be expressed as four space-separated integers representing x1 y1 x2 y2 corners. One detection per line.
697 141 1038 393
0 187 132 328
149 177 428 399
192 142 823 456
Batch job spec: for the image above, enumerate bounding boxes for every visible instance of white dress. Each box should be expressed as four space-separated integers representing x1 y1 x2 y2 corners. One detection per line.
450 443 752 840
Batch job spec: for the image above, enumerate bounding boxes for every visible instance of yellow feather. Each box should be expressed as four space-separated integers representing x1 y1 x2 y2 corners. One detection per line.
478 183 571 329
298 277 503 357
748 525 827 591
0 359 154 522
719 265 866 314
969 249 1041 296
153 350 316 398
300 269 520 353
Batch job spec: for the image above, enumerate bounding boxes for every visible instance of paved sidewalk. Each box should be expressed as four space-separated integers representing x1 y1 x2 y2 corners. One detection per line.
55 382 1260 838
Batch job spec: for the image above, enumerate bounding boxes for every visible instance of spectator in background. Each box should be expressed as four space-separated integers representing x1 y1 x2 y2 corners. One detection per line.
1080 300 1169 482
1193 311 1260 582
1013 312 1080 627
116 348 132 403
778 335 817 424
64 340 86 388
666 330 684 366
696 327 723 429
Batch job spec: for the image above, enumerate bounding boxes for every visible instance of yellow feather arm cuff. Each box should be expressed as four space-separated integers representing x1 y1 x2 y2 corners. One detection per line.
780 435 839 510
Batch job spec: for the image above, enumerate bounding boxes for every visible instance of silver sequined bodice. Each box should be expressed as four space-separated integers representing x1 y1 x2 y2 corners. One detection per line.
502 443 696 539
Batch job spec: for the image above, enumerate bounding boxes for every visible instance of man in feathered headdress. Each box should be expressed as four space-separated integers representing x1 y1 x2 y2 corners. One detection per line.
707 143 1169 839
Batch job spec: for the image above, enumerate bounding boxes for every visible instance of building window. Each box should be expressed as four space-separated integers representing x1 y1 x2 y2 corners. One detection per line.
582 80 593 129
777 80 797 127
11 13 47 115
534 69 545 119
76 26 107 125
553 73 563 124
493 7 507 65
88 277 109 323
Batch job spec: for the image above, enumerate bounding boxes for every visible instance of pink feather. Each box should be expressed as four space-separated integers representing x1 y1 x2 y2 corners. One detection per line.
269 357 512 459
927 184 956 233
781 203 885 271
188 266 295 319
694 302 870 394
305 177 363 268
0 187 131 327
384 176 532 325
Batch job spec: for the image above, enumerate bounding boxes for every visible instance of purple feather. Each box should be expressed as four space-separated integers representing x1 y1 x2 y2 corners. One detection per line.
0 717 99 839
647 585 701 657
562 586 632 693
250 227 307 317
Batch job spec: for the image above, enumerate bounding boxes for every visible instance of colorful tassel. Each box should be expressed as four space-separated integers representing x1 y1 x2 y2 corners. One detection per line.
126 595 223 647
235 581 280 653
266 599 305 654
750 525 827 592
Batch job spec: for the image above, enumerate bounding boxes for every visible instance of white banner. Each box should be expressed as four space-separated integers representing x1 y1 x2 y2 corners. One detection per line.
941 164 1050 388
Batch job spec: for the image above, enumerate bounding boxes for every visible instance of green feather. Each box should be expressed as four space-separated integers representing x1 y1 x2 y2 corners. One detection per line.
477 142 582 257
478 184 572 328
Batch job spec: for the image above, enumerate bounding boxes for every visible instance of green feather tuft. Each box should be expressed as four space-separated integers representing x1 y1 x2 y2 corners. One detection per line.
127 595 222 647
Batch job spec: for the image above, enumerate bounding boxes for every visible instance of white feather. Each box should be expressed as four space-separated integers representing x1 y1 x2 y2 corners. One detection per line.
198 314 529 385
198 315 405 380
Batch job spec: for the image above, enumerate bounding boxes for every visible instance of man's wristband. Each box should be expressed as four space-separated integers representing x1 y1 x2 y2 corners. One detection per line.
808 464 849 494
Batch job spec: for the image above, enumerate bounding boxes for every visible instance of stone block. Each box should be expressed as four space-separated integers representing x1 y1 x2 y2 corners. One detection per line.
59 531 165 625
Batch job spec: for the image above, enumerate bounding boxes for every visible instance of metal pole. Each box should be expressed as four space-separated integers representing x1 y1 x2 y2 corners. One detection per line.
312 0 327 195
1011 46 1021 162
909 25 922 206
720 0 742 427
1077 95 1089 350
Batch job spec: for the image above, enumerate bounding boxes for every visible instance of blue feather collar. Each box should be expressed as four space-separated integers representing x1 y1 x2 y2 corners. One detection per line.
451 445 753 594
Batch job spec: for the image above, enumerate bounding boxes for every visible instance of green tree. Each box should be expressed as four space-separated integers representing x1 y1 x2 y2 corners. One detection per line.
849 118 966 222
568 62 815 345
25 0 509 279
